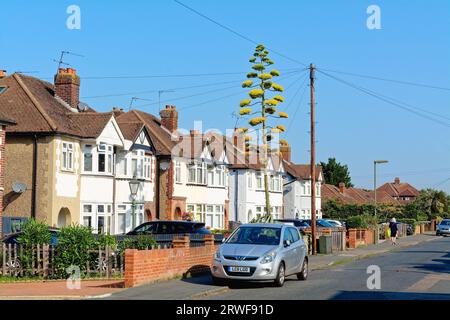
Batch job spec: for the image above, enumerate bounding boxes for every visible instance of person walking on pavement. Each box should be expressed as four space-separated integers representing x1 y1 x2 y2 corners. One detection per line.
389 218 398 245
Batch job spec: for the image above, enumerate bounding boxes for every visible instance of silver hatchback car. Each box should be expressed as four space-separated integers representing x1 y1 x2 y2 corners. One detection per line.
211 223 308 287
436 219 450 236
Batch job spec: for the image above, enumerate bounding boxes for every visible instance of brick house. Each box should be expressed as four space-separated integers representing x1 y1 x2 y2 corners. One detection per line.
0 98 16 236
377 177 420 205
0 69 158 234
321 182 400 206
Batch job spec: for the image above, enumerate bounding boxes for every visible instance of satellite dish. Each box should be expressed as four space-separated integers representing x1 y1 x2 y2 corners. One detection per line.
12 182 27 193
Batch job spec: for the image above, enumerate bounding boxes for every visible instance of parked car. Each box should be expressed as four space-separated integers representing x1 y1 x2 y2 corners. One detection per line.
274 219 310 232
436 219 450 236
304 219 337 229
211 223 308 287
2 228 60 246
323 219 344 228
126 220 212 236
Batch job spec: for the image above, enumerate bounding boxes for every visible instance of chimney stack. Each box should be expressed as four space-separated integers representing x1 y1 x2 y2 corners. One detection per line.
54 68 80 109
394 177 400 184
160 105 178 133
0 70 6 78
279 140 291 162
339 182 346 194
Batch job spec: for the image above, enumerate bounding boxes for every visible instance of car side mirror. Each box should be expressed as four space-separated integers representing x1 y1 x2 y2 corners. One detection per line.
284 240 291 247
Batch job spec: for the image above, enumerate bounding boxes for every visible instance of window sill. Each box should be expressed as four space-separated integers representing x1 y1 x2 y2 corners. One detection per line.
60 169 75 174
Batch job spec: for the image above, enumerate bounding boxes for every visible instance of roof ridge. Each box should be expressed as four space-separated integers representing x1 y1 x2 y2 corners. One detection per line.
132 110 173 151
13 73 58 132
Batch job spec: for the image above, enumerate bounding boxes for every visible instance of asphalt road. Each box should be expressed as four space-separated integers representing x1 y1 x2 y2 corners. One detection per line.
201 236 450 300
104 236 449 300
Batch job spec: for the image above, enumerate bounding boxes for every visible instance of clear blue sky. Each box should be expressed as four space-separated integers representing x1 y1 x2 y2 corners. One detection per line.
1 0 449 192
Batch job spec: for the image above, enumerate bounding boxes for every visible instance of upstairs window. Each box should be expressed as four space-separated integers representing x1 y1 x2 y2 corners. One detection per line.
175 161 182 183
62 142 74 171
187 161 206 185
144 155 152 179
256 172 263 190
98 144 113 174
83 145 93 172
247 172 253 189
116 152 128 176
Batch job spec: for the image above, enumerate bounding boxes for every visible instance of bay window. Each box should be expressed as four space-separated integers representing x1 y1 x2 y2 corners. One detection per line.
187 161 206 185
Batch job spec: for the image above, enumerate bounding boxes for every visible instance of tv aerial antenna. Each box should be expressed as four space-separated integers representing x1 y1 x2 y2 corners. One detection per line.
53 51 85 71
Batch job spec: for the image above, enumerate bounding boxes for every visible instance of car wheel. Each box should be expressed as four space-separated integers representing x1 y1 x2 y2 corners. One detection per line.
297 258 308 281
211 275 228 286
274 262 285 287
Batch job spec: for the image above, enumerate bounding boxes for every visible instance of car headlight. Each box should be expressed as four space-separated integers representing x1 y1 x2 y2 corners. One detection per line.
260 251 277 264
214 251 221 261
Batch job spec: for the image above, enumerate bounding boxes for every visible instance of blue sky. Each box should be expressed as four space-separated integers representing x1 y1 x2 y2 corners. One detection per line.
1 0 449 192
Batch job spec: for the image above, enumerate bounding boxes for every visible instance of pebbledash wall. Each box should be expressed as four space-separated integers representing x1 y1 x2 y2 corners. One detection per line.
124 235 216 288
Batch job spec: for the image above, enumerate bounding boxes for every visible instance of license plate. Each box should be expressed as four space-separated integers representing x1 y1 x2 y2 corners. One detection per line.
228 266 250 273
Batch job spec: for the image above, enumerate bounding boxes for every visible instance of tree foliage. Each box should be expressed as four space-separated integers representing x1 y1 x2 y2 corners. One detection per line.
320 158 353 187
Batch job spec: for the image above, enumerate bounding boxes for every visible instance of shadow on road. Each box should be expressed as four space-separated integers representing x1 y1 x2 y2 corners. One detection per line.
331 291 450 300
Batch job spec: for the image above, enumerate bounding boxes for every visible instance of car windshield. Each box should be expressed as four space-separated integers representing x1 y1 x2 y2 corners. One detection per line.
227 227 281 245
440 220 450 226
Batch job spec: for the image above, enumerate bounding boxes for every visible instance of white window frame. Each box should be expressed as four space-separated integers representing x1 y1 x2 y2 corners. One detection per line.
62 142 74 171
187 161 207 185
175 161 182 183
256 172 263 190
97 143 114 174
247 171 253 189
83 144 93 173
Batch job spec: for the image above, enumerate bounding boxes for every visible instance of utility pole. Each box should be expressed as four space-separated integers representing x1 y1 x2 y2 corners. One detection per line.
310 63 317 255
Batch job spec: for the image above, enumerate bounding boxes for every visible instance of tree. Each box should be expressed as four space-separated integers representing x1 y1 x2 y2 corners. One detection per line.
237 44 288 218
320 158 353 187
414 189 448 219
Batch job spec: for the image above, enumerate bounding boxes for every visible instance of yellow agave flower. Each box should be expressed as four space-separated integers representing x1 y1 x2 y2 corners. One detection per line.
280 139 289 146
265 107 277 114
247 72 258 78
239 108 252 116
278 112 289 118
252 64 265 71
244 136 252 142
270 69 281 77
258 73 273 80
240 99 252 107
264 99 279 106
249 89 264 99
276 125 286 132
242 80 253 88
272 83 284 92
271 128 282 133
273 95 285 103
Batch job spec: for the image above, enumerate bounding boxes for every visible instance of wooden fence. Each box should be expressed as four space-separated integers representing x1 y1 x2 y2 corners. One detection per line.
1 243 125 279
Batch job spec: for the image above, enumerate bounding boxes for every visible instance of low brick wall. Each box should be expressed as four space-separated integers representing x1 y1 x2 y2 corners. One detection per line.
347 228 375 249
124 235 216 288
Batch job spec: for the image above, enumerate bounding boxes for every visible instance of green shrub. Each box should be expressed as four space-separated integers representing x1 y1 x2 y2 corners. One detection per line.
96 234 117 250
118 235 157 253
346 214 378 229
398 218 417 229
16 219 51 274
54 225 96 278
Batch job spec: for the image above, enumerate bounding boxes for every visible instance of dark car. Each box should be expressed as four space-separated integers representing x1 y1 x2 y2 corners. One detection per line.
126 220 212 236
2 228 59 246
275 219 310 232
304 219 336 228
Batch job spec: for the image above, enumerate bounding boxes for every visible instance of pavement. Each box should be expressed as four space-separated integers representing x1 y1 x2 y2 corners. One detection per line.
0 232 445 300
99 232 447 300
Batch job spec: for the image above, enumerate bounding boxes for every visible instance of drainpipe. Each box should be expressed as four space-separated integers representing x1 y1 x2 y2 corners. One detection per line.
155 157 161 220
234 170 238 222
31 134 38 219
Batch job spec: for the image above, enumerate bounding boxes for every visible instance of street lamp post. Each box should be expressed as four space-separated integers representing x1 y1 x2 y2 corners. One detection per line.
129 175 140 230
374 160 388 243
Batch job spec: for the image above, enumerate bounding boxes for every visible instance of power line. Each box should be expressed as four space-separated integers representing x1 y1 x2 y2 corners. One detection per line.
319 67 450 92
133 69 305 110
286 82 309 134
353 168 450 179
317 69 450 128
174 0 308 67
176 70 307 112
433 177 450 187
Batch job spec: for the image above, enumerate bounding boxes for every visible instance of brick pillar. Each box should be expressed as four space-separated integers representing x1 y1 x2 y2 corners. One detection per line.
124 249 138 288
172 235 190 248
0 125 5 238
347 229 357 249
203 234 215 247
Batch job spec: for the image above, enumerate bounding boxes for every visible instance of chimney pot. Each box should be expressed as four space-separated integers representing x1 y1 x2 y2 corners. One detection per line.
394 177 400 184
279 140 291 162
190 130 200 136
160 104 179 133
339 182 345 193
54 67 80 108
0 70 6 78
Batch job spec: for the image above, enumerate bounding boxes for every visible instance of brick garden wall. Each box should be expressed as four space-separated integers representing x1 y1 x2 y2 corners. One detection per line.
124 235 216 288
